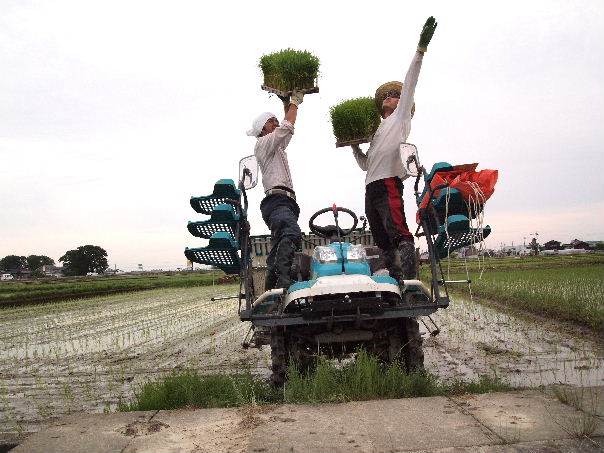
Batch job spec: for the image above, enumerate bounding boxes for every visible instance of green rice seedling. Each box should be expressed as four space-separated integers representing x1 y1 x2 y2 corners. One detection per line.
259 49 320 92
330 97 381 144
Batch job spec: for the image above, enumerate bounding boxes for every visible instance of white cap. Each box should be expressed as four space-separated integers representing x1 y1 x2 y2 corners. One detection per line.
246 112 277 137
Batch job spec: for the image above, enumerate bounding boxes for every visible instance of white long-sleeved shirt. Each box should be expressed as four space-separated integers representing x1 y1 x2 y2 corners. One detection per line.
353 50 424 186
254 120 295 192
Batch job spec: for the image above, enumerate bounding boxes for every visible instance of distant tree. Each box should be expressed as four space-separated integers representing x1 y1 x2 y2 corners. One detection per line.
543 240 561 251
529 238 540 255
595 242 604 251
0 255 27 272
59 245 108 276
26 255 55 276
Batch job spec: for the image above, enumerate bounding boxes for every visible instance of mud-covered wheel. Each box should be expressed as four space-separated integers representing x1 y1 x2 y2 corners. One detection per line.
270 328 287 386
387 331 403 363
290 340 316 375
401 318 424 372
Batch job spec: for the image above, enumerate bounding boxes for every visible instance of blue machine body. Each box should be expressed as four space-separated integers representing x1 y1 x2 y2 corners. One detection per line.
310 242 371 278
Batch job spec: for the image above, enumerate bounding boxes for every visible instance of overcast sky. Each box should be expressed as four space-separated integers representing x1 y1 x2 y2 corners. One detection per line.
1 1 603 270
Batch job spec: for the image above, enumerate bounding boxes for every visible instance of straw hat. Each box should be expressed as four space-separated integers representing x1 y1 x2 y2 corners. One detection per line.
374 81 416 117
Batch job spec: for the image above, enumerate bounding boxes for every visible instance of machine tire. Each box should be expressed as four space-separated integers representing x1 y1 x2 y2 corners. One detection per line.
270 328 288 386
388 331 403 363
401 318 424 372
290 340 316 375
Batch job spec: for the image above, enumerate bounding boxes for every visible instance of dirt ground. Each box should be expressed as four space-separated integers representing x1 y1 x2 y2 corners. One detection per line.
1 284 602 442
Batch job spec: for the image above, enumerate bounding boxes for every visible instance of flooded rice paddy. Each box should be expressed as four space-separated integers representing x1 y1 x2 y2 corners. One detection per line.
1 284 602 441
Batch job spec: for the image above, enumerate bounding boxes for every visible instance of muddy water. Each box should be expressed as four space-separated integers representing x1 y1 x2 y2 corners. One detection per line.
424 294 604 387
0 285 269 442
1 286 602 442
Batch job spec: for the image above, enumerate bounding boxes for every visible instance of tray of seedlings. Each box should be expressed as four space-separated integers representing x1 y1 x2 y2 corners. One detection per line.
330 97 381 147
259 49 320 96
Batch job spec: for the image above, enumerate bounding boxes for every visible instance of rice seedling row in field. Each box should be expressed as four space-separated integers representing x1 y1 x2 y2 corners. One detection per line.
0 271 223 306
440 262 604 331
2 280 602 441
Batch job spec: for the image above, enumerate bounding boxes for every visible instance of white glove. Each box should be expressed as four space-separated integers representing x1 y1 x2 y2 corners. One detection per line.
290 90 304 106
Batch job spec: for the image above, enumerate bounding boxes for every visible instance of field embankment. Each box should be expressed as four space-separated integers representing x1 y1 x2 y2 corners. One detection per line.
0 271 226 306
432 254 604 332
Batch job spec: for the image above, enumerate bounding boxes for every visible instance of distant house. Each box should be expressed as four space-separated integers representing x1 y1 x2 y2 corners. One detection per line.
42 265 64 278
104 268 124 276
543 240 562 251
501 245 530 256
6 268 31 279
540 249 558 256
558 248 589 255
586 240 604 250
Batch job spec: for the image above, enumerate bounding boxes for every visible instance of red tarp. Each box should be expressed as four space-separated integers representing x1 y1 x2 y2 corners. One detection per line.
417 164 499 216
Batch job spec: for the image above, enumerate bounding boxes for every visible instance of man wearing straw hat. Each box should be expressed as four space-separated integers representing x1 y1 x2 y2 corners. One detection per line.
352 17 437 284
247 90 305 291
351 17 436 371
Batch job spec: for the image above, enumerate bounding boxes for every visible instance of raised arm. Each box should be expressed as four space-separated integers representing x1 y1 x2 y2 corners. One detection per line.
278 90 304 126
393 17 437 140
351 144 368 171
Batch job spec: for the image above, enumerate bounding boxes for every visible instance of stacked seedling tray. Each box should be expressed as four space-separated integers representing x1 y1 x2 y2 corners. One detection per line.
330 97 381 147
259 49 320 96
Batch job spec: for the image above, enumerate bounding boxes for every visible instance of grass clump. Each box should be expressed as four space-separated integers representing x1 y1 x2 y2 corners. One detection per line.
330 97 381 143
120 370 278 411
121 351 511 411
259 49 319 92
284 350 441 403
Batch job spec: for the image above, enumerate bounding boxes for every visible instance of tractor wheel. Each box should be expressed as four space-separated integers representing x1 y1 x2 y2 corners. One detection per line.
387 330 403 363
270 328 288 386
401 318 424 372
290 340 316 375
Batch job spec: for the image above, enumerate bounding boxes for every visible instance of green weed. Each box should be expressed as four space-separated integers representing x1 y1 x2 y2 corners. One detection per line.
120 351 511 411
120 370 279 411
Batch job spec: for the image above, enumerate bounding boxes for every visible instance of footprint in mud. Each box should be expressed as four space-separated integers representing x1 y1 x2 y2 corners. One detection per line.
120 420 170 437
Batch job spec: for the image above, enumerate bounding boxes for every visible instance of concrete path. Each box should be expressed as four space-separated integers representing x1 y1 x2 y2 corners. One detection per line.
10 388 604 453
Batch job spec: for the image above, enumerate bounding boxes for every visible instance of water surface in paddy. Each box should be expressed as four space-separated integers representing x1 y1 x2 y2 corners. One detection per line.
424 294 604 387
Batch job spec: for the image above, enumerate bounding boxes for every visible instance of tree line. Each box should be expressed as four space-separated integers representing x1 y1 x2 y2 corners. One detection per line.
0 245 109 277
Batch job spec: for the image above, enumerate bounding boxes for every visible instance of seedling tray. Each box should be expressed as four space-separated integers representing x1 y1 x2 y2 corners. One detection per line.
335 137 372 148
261 85 319 97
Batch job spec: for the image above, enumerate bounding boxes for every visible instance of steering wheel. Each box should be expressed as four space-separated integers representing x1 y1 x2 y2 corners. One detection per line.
308 207 358 239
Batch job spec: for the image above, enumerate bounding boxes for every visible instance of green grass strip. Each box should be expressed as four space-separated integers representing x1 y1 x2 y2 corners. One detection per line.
330 97 381 143
120 351 511 411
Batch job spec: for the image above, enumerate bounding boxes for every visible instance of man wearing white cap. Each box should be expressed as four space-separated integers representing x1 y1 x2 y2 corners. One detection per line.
247 90 304 290
350 17 437 371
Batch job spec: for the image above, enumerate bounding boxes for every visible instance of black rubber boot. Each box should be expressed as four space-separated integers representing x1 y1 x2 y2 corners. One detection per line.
397 241 417 280
265 236 297 290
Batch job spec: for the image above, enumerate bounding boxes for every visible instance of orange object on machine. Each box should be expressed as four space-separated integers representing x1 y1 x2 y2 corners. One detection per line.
418 164 499 212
